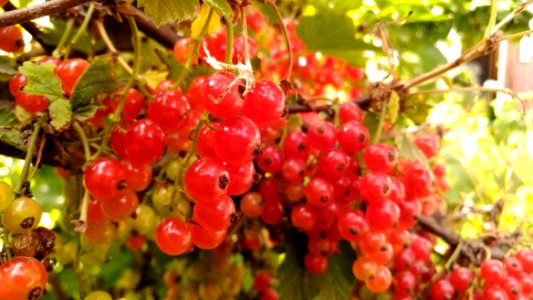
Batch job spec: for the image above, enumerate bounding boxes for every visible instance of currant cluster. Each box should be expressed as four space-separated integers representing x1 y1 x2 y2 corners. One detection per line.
426 251 533 300
0 181 55 300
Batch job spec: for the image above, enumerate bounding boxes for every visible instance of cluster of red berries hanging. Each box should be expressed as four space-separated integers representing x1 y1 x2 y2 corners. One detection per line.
0 181 55 300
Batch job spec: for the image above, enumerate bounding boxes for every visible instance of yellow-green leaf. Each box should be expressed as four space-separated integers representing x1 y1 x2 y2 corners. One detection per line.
191 5 222 39
204 0 233 20
388 90 400 124
137 0 199 26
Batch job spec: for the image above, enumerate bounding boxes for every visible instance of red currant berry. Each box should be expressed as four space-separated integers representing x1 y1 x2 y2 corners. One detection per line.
0 26 24 53
365 265 392 292
155 217 192 256
291 203 317 231
56 58 90 95
214 116 261 166
0 257 47 300
100 188 139 222
364 143 398 174
226 161 255 196
147 91 191 133
338 121 369 154
304 252 328 274
83 157 125 199
481 259 507 285
307 120 337 151
124 119 166 165
122 160 152 192
338 102 363 124
202 72 243 118
283 130 310 159
193 194 235 231
242 81 285 128
185 157 229 202
256 145 284 173
337 210 368 241
190 223 226 250
305 177 334 207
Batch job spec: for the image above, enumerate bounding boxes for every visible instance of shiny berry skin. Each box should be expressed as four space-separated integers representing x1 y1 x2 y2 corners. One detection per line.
55 58 90 95
481 259 507 285
155 217 192 255
100 189 139 222
305 177 334 207
291 203 317 231
307 120 337 151
173 37 195 63
358 173 392 203
202 72 243 118
0 181 13 212
504 256 524 276
240 192 263 217
15 92 49 114
414 135 439 159
0 257 47 300
410 236 433 261
256 145 284 173
318 149 350 180
429 277 456 300
124 119 166 165
338 102 363 124
2 196 42 234
337 210 369 241
242 81 285 128
482 285 509 300
338 121 369 153
394 271 417 296
186 75 207 110
122 160 152 192
193 194 235 231
9 73 26 97
83 157 126 199
110 128 127 158
401 161 432 198
214 116 261 166
352 256 378 281
517 250 533 273
283 130 310 159
304 252 328 274
0 25 24 53
147 91 190 133
364 143 398 174
226 161 255 196
190 223 226 250
196 124 218 157
185 157 229 202
260 198 283 225
366 200 400 231
365 265 392 292
281 158 306 183
104 88 145 122
503 275 522 295
359 232 387 255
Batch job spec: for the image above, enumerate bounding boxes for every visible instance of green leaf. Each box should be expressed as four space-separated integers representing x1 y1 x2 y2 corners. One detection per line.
277 233 320 300
401 95 432 125
204 0 233 19
137 0 199 26
155 48 185 82
0 56 18 81
0 129 24 149
19 62 65 104
314 243 356 300
49 100 72 130
296 14 375 66
0 107 16 126
388 91 400 124
74 105 101 121
394 128 429 170
71 56 118 112
277 232 355 300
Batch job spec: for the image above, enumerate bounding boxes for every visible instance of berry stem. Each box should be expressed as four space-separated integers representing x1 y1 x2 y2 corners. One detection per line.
224 16 233 64
92 16 141 161
95 19 134 75
372 101 388 144
175 7 214 87
267 0 293 81
240 6 251 68
73 121 91 161
63 2 95 59
17 115 46 196
52 18 74 58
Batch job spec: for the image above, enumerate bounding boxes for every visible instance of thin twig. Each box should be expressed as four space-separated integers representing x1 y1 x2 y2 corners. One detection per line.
63 2 95 59
267 0 293 81
17 115 47 195
0 0 93 27
28 134 46 182
95 19 133 74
